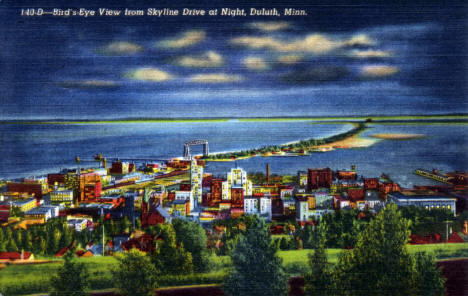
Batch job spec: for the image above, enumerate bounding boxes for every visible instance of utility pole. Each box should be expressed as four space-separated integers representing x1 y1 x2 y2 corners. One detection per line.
102 220 105 256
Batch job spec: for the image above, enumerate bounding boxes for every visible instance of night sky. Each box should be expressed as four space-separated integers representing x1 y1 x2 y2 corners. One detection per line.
1 0 466 119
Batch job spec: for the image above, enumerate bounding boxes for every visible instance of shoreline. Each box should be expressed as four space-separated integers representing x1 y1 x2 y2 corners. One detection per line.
202 123 369 162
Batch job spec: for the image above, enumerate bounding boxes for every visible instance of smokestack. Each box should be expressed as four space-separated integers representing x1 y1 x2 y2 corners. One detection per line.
266 163 270 184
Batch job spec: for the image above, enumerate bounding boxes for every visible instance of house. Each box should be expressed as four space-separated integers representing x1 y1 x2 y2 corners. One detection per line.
0 251 34 261
67 218 89 232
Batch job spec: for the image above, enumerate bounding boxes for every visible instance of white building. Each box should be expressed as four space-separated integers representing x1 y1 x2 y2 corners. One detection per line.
222 168 253 200
296 199 309 221
244 197 259 214
259 197 272 220
190 159 203 210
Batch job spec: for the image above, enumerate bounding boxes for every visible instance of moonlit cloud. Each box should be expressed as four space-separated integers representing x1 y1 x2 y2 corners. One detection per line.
360 65 399 77
344 34 375 46
242 56 269 70
175 51 223 68
56 80 118 89
100 41 143 55
157 30 206 49
277 54 304 64
189 73 243 83
126 67 173 82
349 49 391 58
230 33 375 54
248 21 290 31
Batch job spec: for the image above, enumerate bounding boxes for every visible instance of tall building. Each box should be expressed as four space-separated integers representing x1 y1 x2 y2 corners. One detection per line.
190 158 203 211
307 168 333 191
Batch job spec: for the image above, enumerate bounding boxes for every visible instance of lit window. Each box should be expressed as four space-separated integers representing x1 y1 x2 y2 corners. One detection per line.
448 205 451 210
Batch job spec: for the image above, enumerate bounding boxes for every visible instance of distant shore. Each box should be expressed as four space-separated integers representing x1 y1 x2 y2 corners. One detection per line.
1 114 467 125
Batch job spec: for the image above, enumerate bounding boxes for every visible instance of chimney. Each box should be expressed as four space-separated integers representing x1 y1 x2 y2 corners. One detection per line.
266 164 270 184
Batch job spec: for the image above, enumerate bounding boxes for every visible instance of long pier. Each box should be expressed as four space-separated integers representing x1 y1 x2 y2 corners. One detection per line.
414 169 451 184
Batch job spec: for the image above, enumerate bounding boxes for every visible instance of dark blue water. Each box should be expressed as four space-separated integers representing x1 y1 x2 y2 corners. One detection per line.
0 121 351 179
0 121 466 188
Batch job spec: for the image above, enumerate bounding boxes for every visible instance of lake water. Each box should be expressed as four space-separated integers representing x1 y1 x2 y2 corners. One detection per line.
0 121 466 188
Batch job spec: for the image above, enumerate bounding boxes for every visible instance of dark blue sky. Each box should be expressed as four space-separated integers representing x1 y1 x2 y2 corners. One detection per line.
1 1 466 119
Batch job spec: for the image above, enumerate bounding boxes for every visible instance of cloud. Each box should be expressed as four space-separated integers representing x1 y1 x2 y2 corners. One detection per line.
157 30 206 49
56 80 118 89
189 73 243 83
230 33 375 54
248 21 290 32
277 54 304 65
349 49 391 58
280 66 349 84
361 65 399 77
175 51 223 68
343 34 375 47
99 42 143 55
126 67 173 82
242 56 269 70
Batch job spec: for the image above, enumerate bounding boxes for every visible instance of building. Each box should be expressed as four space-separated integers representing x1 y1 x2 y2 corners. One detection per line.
190 159 203 210
244 196 259 215
231 188 244 207
0 251 34 261
259 196 272 220
224 168 253 199
207 178 223 206
109 160 134 175
67 218 89 232
50 190 74 206
297 171 308 187
7 182 43 199
24 205 59 221
0 205 10 222
364 178 379 190
11 198 37 212
307 168 333 191
171 199 190 217
387 192 456 215
296 197 309 221
47 173 65 186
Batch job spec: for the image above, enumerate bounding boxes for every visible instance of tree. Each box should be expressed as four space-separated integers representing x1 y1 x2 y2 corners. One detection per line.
223 215 288 296
414 252 445 296
333 203 416 296
172 219 210 272
152 224 193 275
304 244 333 296
113 249 158 296
6 237 18 251
50 251 89 296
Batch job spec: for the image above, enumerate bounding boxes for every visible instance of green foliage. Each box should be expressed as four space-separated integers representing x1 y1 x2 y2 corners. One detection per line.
333 203 417 296
50 251 89 296
113 249 158 296
223 215 288 296
152 223 194 275
414 252 445 296
172 219 210 272
304 244 333 296
400 206 454 236
318 209 369 248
